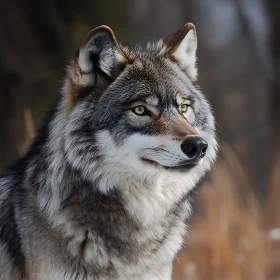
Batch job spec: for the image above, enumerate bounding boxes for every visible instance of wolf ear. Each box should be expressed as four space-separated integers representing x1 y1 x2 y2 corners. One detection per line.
165 23 198 81
72 25 130 86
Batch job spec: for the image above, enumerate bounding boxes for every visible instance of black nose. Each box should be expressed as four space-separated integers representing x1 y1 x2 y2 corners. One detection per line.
181 136 208 160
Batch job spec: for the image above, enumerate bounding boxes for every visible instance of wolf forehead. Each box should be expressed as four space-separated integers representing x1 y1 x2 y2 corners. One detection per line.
103 58 196 103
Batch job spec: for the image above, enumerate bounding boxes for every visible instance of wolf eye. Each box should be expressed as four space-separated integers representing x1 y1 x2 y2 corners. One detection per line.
180 104 189 113
132 105 147 116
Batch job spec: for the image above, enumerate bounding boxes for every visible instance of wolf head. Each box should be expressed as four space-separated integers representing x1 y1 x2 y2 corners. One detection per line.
59 23 217 192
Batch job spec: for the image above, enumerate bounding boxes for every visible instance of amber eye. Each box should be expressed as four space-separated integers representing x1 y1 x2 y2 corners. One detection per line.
180 104 189 113
132 105 147 116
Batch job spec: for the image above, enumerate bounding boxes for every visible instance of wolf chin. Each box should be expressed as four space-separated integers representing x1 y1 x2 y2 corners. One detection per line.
0 23 217 280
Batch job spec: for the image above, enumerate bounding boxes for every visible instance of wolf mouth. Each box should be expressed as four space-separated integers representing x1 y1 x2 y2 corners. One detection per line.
140 158 198 171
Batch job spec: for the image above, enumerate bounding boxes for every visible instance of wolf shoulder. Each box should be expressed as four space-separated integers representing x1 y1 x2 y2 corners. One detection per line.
0 175 24 280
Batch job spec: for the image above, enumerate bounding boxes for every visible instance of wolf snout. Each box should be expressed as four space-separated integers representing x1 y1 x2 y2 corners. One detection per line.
181 136 208 161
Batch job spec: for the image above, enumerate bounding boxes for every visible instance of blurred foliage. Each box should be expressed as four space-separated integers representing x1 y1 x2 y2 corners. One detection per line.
0 0 279 278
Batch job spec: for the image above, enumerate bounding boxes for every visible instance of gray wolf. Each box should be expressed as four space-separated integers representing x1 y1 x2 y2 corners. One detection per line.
0 23 217 279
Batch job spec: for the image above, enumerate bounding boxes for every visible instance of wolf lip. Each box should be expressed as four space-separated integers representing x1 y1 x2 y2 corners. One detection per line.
164 163 198 172
141 158 199 169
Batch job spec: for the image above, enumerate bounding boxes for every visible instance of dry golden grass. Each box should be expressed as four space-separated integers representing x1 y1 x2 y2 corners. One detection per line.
174 143 280 280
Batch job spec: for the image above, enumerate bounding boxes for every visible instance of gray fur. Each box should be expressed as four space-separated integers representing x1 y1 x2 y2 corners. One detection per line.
0 24 217 280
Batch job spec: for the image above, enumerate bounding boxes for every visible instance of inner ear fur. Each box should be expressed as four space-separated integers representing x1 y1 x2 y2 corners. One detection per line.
164 23 198 81
67 25 132 100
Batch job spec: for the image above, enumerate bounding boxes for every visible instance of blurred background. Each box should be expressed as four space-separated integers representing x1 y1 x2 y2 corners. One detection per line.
0 0 279 279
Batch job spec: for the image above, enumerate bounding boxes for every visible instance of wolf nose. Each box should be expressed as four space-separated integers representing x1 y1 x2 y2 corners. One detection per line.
181 136 208 160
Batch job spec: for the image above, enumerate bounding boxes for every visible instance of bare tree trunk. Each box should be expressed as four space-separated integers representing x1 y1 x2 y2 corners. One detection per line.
267 0 280 145
0 79 18 170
